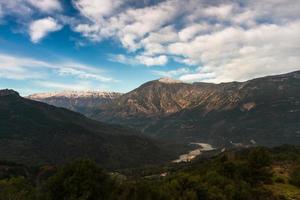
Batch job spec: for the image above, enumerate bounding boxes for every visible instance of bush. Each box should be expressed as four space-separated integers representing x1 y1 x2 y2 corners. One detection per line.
41 160 116 200
247 148 273 184
290 166 300 187
0 176 35 200
274 176 285 183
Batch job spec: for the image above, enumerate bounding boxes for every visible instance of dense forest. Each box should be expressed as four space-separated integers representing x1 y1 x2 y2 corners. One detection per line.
0 145 300 200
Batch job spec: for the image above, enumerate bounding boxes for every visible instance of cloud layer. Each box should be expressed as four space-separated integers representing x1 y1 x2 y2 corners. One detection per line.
0 53 115 91
71 0 300 82
1 0 300 84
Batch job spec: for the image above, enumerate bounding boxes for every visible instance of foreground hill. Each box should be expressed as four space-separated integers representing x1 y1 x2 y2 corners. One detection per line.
1 145 299 199
0 89 170 169
93 71 300 146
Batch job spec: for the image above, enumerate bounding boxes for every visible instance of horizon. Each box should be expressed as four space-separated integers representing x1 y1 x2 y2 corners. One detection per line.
2 68 299 97
0 0 300 95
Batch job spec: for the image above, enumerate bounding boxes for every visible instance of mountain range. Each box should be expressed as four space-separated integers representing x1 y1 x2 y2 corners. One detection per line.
28 70 300 147
28 91 122 116
0 89 171 169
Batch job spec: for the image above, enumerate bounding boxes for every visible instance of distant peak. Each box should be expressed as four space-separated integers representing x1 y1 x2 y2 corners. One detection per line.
158 77 182 84
0 89 19 97
27 90 122 99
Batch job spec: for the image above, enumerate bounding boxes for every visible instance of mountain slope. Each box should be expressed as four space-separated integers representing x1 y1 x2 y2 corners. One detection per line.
0 89 170 169
27 91 122 115
91 78 215 129
92 71 300 146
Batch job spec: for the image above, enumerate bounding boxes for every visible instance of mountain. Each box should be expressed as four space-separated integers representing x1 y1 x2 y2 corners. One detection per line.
92 71 300 147
92 77 216 123
27 91 122 115
0 89 171 169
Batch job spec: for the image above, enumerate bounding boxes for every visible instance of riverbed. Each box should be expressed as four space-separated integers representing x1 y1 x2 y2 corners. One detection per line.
172 143 215 163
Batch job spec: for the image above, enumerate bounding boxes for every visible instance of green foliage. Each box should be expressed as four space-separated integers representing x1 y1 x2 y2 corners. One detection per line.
0 176 35 200
290 166 300 187
163 173 207 200
248 148 272 168
246 148 273 184
41 160 116 200
0 146 299 200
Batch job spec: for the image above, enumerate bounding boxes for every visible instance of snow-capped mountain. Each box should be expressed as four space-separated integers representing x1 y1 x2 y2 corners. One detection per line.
28 90 122 99
27 91 122 116
158 77 183 84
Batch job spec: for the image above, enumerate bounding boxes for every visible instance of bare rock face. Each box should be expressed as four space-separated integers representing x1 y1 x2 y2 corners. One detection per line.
241 102 256 111
93 70 300 147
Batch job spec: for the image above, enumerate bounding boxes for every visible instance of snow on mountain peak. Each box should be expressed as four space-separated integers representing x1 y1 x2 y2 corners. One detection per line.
158 77 182 84
28 91 122 99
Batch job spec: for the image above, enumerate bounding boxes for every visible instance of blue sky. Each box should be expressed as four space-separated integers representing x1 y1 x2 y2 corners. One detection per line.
0 0 299 95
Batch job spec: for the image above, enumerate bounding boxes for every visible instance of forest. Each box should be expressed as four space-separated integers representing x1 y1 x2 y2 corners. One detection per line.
0 145 300 200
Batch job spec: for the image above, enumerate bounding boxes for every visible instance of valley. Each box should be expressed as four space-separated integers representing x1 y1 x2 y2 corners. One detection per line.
1 71 300 199
1 0 300 198
0 89 174 169
28 70 300 148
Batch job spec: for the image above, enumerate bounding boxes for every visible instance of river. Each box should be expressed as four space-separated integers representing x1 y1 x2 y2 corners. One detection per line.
172 143 215 163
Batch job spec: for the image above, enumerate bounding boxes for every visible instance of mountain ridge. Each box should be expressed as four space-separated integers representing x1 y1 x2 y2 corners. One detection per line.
92 70 300 146
27 90 122 116
24 70 300 147
0 90 172 169
28 90 122 99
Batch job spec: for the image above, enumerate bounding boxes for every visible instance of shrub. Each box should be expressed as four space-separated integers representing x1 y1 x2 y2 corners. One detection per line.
42 160 116 200
290 166 300 187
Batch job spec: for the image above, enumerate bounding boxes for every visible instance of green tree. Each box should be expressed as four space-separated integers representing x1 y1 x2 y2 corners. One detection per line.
42 160 116 200
163 173 207 200
0 176 35 200
247 148 273 184
290 166 300 187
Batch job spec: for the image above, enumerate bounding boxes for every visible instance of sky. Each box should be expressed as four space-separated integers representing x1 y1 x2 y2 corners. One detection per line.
0 0 299 95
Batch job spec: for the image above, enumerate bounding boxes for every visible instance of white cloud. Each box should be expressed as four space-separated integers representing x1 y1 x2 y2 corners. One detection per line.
136 55 168 66
179 24 207 42
152 67 191 78
0 0 62 22
29 17 62 43
3 0 300 84
73 0 184 47
108 54 138 65
73 0 123 21
176 21 300 82
110 54 168 67
70 0 300 82
0 53 115 82
33 80 98 91
27 0 62 13
57 67 114 82
202 4 233 20
0 0 33 19
0 4 3 19
179 72 216 82
0 53 52 80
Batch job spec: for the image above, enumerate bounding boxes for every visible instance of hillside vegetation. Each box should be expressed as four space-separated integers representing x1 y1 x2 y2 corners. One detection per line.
0 146 299 200
0 89 172 169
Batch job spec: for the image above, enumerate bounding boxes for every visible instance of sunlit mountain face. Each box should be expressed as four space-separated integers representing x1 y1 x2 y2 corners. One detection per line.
0 0 299 95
